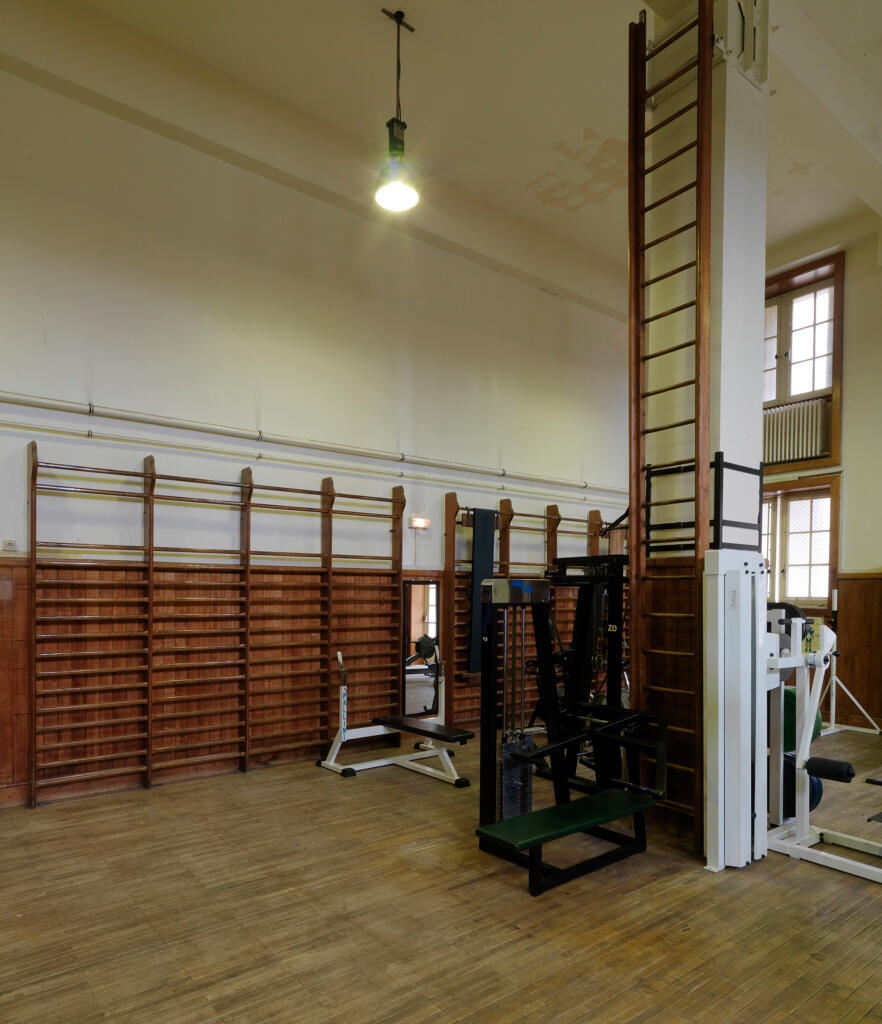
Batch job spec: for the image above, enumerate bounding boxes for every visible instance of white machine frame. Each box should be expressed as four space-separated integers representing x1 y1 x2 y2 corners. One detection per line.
766 612 882 884
704 550 769 871
318 652 469 786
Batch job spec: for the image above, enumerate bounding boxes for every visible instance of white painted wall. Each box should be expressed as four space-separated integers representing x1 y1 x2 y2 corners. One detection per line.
766 213 882 573
0 4 630 567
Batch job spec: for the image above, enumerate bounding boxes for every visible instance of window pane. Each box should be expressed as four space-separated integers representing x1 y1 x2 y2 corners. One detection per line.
788 532 810 564
816 286 832 322
765 304 778 337
815 321 832 355
812 497 830 530
762 503 770 533
810 566 828 600
789 499 812 532
764 370 776 403
765 338 777 370
815 355 831 390
791 360 813 396
791 327 814 362
787 566 809 598
812 531 830 563
792 293 815 330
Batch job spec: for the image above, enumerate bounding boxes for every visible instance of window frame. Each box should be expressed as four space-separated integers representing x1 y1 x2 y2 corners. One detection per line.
764 252 844 475
762 473 840 615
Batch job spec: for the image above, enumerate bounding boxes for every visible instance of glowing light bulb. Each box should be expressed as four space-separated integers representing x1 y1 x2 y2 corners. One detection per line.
375 159 419 212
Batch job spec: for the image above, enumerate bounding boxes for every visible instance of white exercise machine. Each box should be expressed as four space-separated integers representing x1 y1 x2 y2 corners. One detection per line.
317 648 473 786
766 607 882 884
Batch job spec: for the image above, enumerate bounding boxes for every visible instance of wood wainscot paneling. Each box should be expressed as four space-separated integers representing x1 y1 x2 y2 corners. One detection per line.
0 557 30 805
833 573 882 728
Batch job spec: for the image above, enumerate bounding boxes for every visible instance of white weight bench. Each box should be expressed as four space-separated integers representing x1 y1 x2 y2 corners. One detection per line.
317 651 474 786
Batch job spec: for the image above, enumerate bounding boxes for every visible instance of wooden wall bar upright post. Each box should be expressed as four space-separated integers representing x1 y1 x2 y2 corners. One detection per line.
692 0 714 849
498 499 513 578
608 526 626 556
442 492 459 725
143 455 156 788
320 477 335 748
588 510 603 557
27 441 38 808
545 505 560 572
239 467 254 772
391 485 406 712
627 13 647 710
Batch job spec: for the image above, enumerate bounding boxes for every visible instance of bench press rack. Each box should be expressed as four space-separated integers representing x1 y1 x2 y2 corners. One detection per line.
317 651 474 786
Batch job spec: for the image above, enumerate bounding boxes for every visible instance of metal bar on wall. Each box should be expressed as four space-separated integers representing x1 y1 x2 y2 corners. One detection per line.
28 441 38 808
143 455 156 787
240 467 254 771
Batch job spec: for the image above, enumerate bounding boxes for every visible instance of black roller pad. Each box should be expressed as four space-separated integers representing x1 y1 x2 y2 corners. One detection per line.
805 756 855 783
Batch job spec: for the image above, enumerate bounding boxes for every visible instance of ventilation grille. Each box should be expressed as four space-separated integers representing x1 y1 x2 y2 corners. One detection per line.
763 397 829 464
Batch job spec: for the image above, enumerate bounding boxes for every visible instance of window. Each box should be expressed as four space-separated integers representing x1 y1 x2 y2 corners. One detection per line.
764 282 834 406
763 476 839 610
764 253 843 472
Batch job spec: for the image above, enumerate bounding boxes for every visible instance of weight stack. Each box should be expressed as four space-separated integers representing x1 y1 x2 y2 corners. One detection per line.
496 737 535 821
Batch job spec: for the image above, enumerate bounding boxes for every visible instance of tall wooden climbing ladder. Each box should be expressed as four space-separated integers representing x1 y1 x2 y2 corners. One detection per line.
627 1 713 851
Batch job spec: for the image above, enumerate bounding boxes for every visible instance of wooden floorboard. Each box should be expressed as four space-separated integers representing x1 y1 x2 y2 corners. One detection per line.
1 732 881 1023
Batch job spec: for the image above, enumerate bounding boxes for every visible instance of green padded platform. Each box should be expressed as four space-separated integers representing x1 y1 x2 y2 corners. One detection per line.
476 790 655 852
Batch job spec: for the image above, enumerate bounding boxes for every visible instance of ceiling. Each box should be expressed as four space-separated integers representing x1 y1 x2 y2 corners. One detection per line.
78 0 880 271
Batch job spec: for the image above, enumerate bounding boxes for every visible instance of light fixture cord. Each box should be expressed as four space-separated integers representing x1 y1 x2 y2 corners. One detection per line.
395 17 402 121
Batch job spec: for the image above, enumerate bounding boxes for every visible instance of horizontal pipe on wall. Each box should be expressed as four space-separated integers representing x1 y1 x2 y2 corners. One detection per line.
0 415 627 511
0 389 625 498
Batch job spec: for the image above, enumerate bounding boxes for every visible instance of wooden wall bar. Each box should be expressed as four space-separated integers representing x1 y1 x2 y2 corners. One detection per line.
7 445 405 807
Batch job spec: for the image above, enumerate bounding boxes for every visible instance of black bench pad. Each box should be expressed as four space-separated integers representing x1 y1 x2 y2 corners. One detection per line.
372 715 475 744
476 790 655 851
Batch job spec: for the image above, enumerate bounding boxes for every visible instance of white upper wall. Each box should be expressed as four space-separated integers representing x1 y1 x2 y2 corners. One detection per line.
0 0 630 562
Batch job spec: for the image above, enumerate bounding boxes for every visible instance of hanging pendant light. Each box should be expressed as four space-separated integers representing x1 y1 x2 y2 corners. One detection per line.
375 9 419 212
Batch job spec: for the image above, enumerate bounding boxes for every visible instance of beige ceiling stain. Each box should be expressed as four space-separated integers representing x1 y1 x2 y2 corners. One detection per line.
527 127 628 213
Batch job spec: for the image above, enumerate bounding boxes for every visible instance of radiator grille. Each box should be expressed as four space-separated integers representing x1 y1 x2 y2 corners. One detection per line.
763 397 829 464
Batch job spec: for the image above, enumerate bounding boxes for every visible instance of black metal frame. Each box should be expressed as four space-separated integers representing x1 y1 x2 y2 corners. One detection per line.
643 450 763 555
478 581 668 894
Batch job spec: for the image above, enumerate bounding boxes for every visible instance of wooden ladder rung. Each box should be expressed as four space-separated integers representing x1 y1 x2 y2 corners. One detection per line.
640 574 695 581
641 417 695 435
642 220 696 251
642 649 696 658
645 684 695 695
643 300 696 326
644 18 699 62
644 757 695 774
642 261 697 289
645 58 699 101
641 339 696 362
659 799 695 816
647 722 697 736
643 99 698 138
642 458 695 471
643 497 694 508
641 378 696 399
643 612 696 618
642 181 697 214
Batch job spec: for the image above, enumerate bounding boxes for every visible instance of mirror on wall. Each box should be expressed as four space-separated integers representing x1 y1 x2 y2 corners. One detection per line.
402 580 440 716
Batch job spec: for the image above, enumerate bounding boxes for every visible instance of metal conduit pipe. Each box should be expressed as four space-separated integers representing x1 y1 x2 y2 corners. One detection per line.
0 389 626 496
0 416 628 507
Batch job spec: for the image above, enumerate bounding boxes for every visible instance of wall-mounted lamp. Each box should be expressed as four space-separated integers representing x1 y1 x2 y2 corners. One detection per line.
375 9 419 213
410 516 431 531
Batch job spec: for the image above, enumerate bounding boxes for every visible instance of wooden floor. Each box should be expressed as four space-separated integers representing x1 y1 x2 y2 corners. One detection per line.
2 732 882 1024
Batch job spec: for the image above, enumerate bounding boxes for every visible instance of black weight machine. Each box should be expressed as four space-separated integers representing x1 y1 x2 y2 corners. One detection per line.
475 559 667 896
